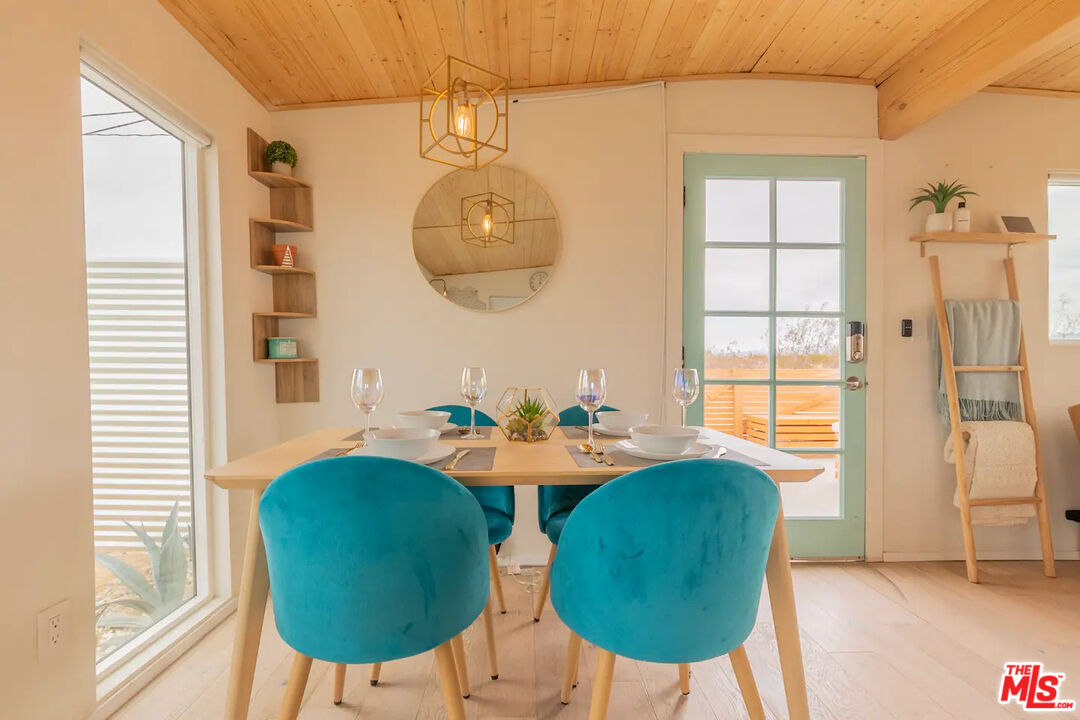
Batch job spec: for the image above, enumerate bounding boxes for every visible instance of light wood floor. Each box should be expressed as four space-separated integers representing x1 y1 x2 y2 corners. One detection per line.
112 561 1080 720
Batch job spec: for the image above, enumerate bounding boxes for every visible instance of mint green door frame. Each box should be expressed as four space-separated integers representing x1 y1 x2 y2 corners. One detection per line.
683 153 866 558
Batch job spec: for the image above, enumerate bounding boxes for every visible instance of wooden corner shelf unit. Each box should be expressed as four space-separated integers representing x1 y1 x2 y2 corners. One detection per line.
922 232 1056 584
247 128 319 403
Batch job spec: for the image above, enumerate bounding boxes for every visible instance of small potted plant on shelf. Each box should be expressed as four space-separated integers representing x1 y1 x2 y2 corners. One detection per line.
910 179 977 233
265 140 298 176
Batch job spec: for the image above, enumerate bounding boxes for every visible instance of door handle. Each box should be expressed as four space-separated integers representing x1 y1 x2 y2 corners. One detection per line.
845 376 866 391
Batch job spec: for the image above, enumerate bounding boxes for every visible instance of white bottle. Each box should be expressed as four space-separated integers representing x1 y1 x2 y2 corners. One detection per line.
954 201 971 232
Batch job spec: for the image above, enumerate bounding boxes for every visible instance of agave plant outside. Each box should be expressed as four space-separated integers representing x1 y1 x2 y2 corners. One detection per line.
95 502 191 654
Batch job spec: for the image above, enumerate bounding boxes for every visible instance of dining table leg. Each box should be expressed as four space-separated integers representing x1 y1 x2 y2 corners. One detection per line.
764 501 810 720
224 490 271 720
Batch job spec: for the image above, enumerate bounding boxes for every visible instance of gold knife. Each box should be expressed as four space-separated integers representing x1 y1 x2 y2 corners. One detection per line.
444 449 470 471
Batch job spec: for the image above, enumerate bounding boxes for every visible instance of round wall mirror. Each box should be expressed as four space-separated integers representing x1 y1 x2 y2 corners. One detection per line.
412 165 560 312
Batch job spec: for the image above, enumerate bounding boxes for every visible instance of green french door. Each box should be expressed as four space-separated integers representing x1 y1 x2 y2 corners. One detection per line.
683 154 866 558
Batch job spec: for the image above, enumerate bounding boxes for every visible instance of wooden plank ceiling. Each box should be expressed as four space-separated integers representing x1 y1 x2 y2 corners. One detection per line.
158 0 1080 110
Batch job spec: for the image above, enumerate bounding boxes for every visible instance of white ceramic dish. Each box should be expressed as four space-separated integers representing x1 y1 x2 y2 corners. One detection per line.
362 427 439 460
615 440 723 462
395 410 452 430
595 411 648 432
591 423 631 438
349 442 455 466
628 425 699 455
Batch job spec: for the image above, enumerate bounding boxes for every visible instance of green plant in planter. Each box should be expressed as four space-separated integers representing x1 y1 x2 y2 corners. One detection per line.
507 396 550 441
909 179 977 213
265 140 298 168
95 503 190 646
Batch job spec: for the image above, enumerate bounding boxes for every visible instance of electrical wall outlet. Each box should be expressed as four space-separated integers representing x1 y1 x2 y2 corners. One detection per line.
37 600 69 661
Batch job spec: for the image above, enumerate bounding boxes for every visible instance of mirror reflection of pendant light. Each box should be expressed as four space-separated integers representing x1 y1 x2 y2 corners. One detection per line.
461 189 514 248
419 1 508 170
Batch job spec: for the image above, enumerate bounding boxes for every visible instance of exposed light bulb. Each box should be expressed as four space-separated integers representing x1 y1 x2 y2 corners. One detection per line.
454 104 474 139
482 212 493 237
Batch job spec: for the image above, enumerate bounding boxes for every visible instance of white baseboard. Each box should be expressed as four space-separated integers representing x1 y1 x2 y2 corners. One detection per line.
883 550 1080 562
91 596 237 720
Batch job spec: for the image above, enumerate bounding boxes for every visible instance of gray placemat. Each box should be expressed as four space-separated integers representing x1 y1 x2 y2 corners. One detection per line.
565 443 766 469
344 426 494 441
561 426 630 440
301 445 496 470
429 446 496 471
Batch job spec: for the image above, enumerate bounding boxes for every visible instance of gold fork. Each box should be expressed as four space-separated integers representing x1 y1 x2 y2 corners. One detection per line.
336 440 365 456
594 440 616 466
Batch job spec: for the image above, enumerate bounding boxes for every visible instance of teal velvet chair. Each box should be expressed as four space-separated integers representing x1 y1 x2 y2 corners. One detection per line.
428 404 514 617
532 404 617 622
258 456 488 719
550 459 778 718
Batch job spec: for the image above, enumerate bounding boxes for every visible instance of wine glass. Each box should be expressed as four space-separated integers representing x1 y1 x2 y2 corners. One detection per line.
576 368 607 448
460 367 487 439
350 368 384 434
672 368 700 428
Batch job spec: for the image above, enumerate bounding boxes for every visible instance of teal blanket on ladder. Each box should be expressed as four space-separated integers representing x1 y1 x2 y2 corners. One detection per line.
932 299 1023 423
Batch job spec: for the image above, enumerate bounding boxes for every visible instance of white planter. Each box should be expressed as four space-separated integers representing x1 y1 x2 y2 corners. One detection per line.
925 212 952 233
271 161 293 177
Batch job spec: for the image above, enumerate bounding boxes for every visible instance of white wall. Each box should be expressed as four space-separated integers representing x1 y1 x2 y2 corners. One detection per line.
272 79 1080 564
272 87 667 562
884 92 1080 560
0 1 273 717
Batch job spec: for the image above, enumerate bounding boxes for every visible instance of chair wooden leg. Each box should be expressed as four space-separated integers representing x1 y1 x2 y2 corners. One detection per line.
369 662 382 687
588 649 616 720
534 544 557 622
450 634 470 698
729 645 765 720
433 641 467 720
279 653 313 720
561 632 583 704
482 597 500 679
678 663 691 695
332 663 346 705
489 545 507 614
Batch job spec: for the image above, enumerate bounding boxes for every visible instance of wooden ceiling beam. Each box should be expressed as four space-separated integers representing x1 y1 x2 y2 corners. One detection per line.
877 0 1080 140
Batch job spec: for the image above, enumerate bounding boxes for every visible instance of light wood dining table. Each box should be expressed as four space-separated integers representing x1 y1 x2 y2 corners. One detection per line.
206 426 822 720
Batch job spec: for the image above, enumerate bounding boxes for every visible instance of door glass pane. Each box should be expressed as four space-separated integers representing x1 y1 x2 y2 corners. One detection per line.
781 454 841 518
776 317 841 380
777 248 840 311
777 180 841 244
82 77 197 662
705 248 769 310
704 384 770 445
774 385 840 449
705 178 770 243
705 317 769 380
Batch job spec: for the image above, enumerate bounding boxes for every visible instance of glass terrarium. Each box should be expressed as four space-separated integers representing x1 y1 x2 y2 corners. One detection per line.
496 387 559 442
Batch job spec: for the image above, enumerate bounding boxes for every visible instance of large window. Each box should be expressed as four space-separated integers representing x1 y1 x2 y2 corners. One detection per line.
81 65 209 671
1049 175 1080 340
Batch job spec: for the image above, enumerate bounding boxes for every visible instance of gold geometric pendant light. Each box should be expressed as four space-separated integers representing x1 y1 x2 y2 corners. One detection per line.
419 2 508 170
461 190 514 248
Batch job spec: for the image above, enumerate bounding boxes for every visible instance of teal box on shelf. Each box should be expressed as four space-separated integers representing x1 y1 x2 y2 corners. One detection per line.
267 337 299 359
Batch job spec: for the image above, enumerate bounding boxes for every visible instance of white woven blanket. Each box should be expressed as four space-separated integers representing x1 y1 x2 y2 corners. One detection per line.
943 421 1036 526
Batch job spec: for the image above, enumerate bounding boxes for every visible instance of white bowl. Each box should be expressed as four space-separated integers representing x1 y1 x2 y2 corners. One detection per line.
363 428 439 460
596 411 648 432
629 425 698 455
395 410 452 430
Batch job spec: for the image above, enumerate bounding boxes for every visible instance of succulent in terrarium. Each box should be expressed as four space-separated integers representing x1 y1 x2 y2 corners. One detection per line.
508 396 549 441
